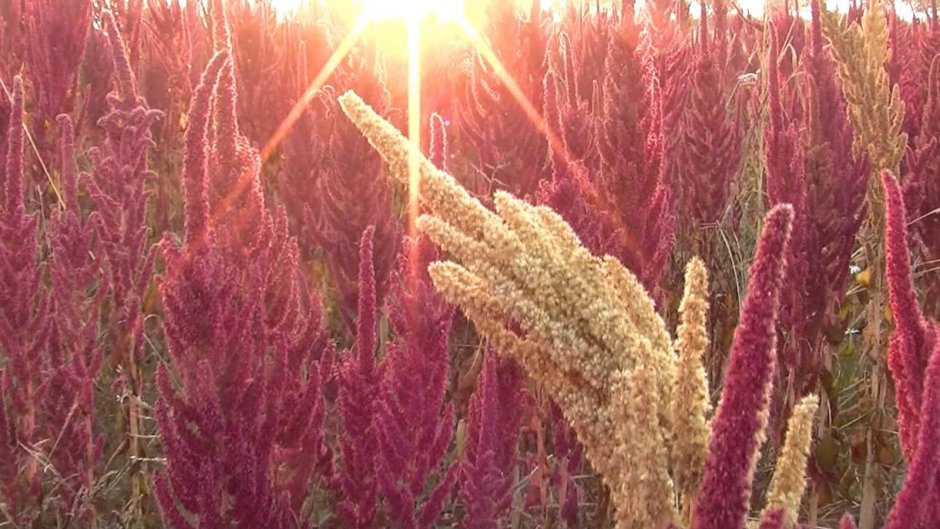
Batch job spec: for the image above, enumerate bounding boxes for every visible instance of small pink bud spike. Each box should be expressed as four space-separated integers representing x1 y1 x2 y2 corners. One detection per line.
55 114 78 210
3 76 25 216
429 113 448 171
210 0 232 54
181 51 229 245
102 11 139 104
213 60 240 166
840 513 858 529
356 225 377 373
757 508 786 529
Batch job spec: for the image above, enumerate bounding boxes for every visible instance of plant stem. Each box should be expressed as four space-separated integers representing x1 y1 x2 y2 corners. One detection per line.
858 219 886 529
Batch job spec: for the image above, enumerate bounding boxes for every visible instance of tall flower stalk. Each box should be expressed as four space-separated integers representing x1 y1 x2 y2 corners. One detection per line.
86 13 164 518
155 48 331 529
881 170 940 529
338 91 820 529
0 75 48 527
823 4 909 526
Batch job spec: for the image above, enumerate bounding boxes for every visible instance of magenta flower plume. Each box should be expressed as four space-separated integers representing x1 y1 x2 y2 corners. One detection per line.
882 170 937 461
87 11 164 381
42 114 105 521
764 24 812 431
22 0 92 125
333 226 382 529
55 114 79 208
800 0 869 349
683 0 741 226
598 17 645 178
693 204 794 529
375 235 457 529
538 70 609 258
2 76 25 216
280 76 400 329
222 0 294 143
102 10 139 107
643 0 691 194
203 12 269 264
885 338 940 528
457 2 549 197
156 45 330 529
910 55 940 315
460 349 526 529
279 87 333 261
596 24 676 295
78 24 117 134
356 226 377 373
765 27 807 220
886 12 922 140
180 50 229 245
211 58 239 165
806 0 869 272
210 0 233 55
550 33 596 165
208 0 240 167
0 74 47 523
0 76 41 343
309 74 400 330
135 0 192 138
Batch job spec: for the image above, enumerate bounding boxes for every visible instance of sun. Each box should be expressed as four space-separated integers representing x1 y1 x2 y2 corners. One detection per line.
358 0 467 22
267 0 467 22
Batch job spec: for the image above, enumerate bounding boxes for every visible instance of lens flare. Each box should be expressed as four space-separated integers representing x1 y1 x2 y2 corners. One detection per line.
359 0 467 22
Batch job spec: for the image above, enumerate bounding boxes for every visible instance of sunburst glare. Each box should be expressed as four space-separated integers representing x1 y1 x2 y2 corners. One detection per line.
358 0 467 22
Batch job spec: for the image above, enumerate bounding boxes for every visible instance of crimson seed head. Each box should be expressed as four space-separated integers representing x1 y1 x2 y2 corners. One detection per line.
883 170 937 461
694 204 793 529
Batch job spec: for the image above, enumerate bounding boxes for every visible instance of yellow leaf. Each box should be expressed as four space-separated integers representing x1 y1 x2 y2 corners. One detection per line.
855 267 871 287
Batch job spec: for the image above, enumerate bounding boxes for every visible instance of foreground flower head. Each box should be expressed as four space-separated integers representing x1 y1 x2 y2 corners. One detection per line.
338 90 814 529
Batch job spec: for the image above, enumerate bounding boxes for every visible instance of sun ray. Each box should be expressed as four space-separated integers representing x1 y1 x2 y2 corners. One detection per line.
359 0 467 23
406 15 423 314
456 19 571 166
260 15 369 162
407 17 422 239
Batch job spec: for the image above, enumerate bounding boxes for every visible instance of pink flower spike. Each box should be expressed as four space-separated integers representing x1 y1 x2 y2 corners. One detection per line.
757 508 786 529
883 169 936 460
840 513 858 529
885 336 940 529
181 51 229 245
693 204 794 529
3 76 25 216
102 11 139 104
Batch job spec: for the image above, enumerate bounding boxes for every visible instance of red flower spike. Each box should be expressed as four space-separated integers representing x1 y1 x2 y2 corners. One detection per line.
180 51 228 245
460 349 526 529
694 205 794 529
883 170 937 461
885 338 940 529
333 226 382 529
